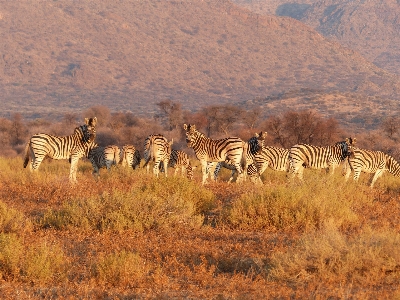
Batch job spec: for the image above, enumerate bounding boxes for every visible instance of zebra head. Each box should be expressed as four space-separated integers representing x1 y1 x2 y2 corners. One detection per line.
183 124 197 147
345 137 357 158
252 131 268 152
81 117 97 143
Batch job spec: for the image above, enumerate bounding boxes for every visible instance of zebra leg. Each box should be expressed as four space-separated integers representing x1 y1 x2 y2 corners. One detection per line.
174 167 179 177
163 160 168 177
213 162 222 182
31 154 44 172
153 160 160 177
201 161 209 184
206 162 215 181
69 156 79 183
370 169 385 188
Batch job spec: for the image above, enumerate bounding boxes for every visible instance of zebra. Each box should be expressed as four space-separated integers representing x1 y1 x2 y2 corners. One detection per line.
255 146 290 176
210 131 267 183
120 145 141 170
87 145 120 178
212 146 290 184
344 147 400 188
288 137 356 181
142 134 173 177
160 149 196 180
211 161 261 183
23 117 97 183
183 124 247 184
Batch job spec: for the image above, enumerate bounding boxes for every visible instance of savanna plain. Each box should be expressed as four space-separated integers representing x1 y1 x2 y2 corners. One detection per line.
0 157 399 299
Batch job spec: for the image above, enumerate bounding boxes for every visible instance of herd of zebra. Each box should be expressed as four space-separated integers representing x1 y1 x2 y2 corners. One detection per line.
22 117 400 187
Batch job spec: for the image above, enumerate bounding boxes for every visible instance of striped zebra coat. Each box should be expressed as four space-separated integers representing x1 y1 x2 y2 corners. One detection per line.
142 134 173 177
210 131 267 183
23 117 97 183
288 138 355 181
88 145 120 178
120 145 141 170
211 162 261 184
183 124 247 184
160 149 195 180
255 146 290 175
344 147 400 188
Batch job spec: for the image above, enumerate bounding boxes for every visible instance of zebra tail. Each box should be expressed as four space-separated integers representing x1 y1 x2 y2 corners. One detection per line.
241 141 248 172
23 142 30 168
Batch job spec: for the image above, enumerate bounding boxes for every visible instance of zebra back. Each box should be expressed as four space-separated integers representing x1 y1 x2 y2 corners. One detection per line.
143 134 173 176
290 139 354 170
120 145 141 169
288 137 355 180
255 146 290 174
348 148 400 177
88 145 120 177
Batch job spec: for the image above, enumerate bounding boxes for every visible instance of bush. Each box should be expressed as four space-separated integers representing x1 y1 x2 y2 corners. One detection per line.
269 221 400 285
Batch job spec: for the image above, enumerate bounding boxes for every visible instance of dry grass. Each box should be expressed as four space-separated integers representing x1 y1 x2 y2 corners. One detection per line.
0 157 399 299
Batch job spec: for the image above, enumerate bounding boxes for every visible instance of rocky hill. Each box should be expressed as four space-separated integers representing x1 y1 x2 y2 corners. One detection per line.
234 0 400 76
1 0 400 124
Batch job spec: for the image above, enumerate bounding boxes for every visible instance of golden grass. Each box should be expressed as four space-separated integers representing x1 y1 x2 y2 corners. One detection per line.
0 157 399 298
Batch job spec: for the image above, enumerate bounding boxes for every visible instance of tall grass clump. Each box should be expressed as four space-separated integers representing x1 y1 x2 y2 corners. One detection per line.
268 221 400 285
22 242 69 283
0 200 31 233
0 233 23 279
93 250 148 286
224 173 362 231
40 177 215 232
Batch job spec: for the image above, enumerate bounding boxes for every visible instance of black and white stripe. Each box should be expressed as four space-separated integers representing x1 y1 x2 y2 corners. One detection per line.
183 124 247 184
88 145 120 178
344 147 400 187
120 145 141 170
160 149 195 180
211 132 267 183
142 134 173 177
288 138 355 180
255 146 290 175
23 117 97 182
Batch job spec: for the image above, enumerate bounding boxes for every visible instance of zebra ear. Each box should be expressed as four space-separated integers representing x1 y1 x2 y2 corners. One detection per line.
170 138 174 145
183 124 188 130
255 132 260 138
261 131 267 139
92 117 97 127
85 118 89 125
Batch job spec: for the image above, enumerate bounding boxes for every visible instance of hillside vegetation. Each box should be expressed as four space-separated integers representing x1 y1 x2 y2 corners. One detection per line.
1 0 400 124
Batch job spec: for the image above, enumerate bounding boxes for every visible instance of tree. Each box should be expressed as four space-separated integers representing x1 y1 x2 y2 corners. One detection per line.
381 116 400 140
156 100 183 131
11 113 26 145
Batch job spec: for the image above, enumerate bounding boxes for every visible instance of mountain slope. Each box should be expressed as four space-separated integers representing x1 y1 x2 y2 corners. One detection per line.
0 0 399 119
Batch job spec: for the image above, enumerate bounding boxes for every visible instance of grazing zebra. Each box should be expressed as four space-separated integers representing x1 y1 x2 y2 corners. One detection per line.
211 162 261 183
210 131 267 183
288 138 356 181
160 149 196 180
87 145 120 178
23 117 97 183
142 134 173 177
183 124 247 184
120 145 141 170
344 147 400 188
